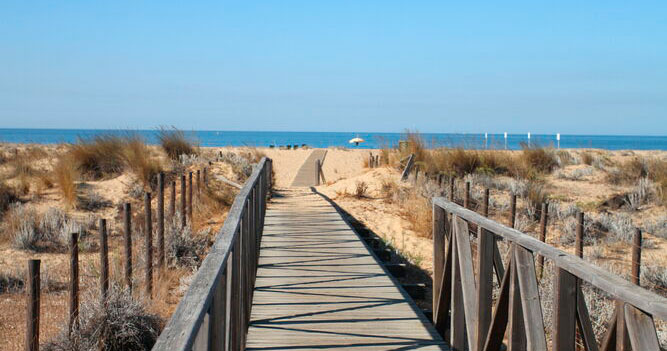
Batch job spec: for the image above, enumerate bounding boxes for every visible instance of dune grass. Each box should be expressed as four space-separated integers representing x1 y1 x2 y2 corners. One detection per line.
157 126 196 160
53 156 78 208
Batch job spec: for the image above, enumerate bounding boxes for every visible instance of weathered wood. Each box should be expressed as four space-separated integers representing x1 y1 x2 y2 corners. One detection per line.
632 228 641 286
553 266 577 351
616 301 631 351
450 219 466 350
476 228 493 351
482 256 511 351
188 171 193 222
454 217 478 349
170 180 176 218
464 181 471 209
26 259 40 351
181 174 187 227
537 202 548 278
124 203 133 291
492 238 505 283
209 269 226 351
507 248 526 351
158 172 165 272
145 192 153 298
576 287 599 351
197 169 201 197
400 153 415 181
99 218 109 302
576 211 584 258
510 194 516 228
514 247 546 350
69 232 79 333
624 304 660 351
449 177 455 202
153 158 270 350
433 198 667 319
435 224 453 338
433 204 445 319
482 188 489 217
600 308 617 351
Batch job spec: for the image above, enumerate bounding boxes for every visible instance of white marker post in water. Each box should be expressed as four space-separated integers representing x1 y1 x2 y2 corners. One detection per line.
557 133 561 149
504 132 508 149
527 132 531 147
484 132 488 149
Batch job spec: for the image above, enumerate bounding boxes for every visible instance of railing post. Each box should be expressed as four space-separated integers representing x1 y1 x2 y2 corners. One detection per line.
553 266 577 351
69 232 79 334
464 181 470 208
209 268 227 351
632 228 641 286
476 227 494 351
181 175 187 228
170 180 176 219
510 194 517 228
145 192 153 298
576 211 584 258
316 159 321 185
26 259 40 351
99 218 109 302
124 203 133 291
432 204 445 322
158 172 165 273
537 202 548 279
482 188 489 217
188 171 194 223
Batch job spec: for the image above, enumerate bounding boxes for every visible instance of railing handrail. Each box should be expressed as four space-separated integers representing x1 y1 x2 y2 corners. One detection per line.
433 197 667 319
153 157 271 350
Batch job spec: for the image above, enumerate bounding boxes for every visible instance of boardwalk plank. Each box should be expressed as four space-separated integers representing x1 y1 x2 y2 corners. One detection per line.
246 188 448 350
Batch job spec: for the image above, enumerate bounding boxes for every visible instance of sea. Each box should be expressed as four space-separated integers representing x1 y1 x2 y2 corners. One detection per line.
0 129 665 150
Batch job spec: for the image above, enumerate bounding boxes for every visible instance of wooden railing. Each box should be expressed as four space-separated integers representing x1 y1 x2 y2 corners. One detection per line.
432 198 666 351
153 157 272 351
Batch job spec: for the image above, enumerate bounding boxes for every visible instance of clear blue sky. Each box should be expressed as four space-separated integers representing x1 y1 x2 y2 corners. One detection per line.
1 1 665 135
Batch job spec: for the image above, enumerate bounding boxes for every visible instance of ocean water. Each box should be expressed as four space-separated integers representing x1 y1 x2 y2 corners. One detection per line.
0 129 665 150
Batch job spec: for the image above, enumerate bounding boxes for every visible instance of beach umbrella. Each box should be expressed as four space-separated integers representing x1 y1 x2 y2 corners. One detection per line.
349 137 365 146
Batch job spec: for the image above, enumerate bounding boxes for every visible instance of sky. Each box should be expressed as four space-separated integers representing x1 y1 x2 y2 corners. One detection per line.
0 1 666 135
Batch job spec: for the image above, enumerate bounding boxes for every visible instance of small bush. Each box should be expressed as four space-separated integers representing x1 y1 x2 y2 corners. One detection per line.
157 126 195 160
641 262 667 293
643 215 667 239
0 269 24 293
6 204 87 251
69 135 126 179
0 182 19 214
54 156 78 207
525 181 548 220
166 216 208 268
581 151 594 165
596 212 635 243
516 144 558 177
122 136 162 188
354 181 369 199
78 191 111 211
44 285 163 351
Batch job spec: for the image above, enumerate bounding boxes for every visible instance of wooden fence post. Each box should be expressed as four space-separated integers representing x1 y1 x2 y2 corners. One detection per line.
124 203 133 291
26 259 40 351
537 203 548 278
464 181 471 209
482 188 490 217
188 172 193 223
181 175 186 228
99 218 109 302
576 212 584 258
145 192 153 298
203 167 208 188
510 194 516 228
449 177 455 202
157 173 165 273
632 228 642 286
197 169 201 197
170 180 176 219
69 232 79 334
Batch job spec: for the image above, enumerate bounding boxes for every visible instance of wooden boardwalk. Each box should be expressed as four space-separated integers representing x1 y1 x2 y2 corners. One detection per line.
291 149 327 187
245 188 448 350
